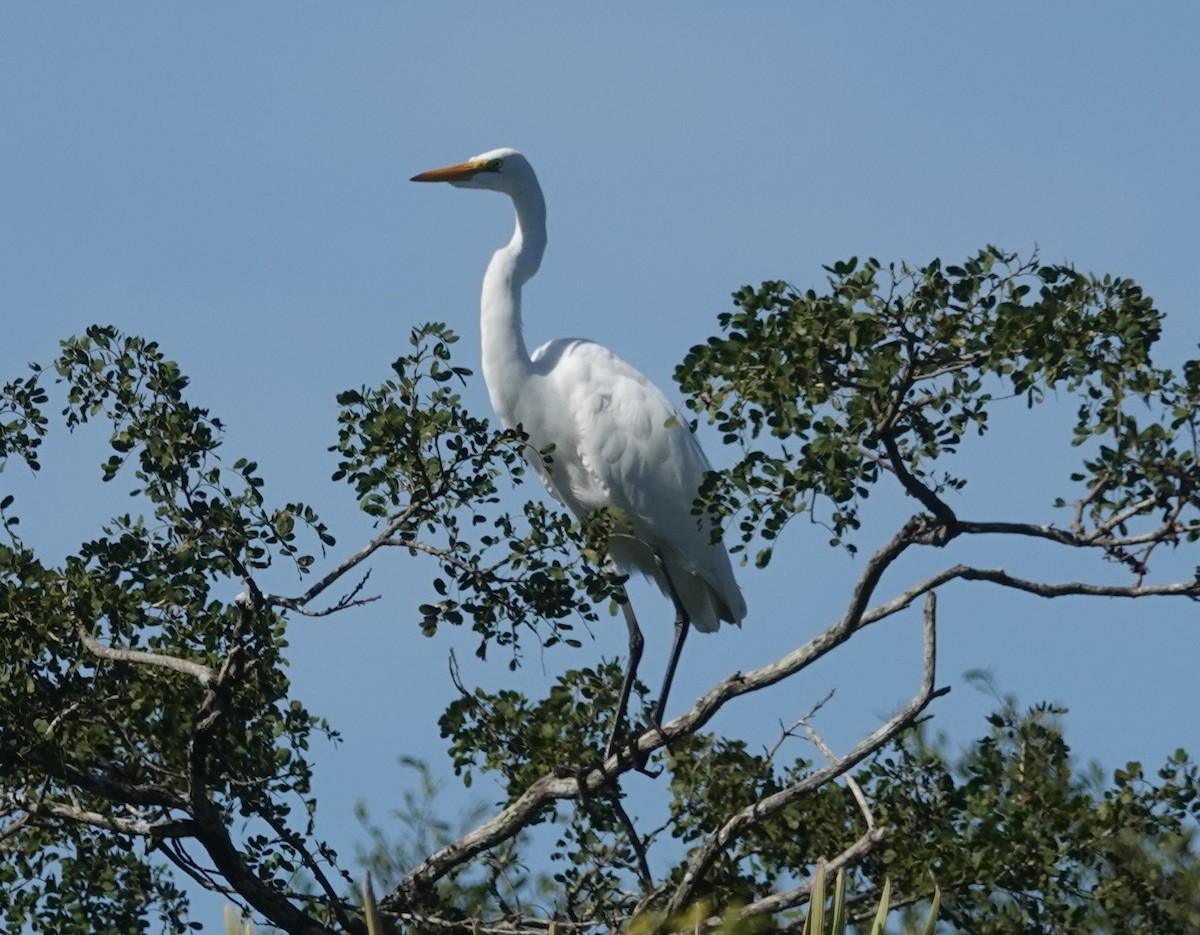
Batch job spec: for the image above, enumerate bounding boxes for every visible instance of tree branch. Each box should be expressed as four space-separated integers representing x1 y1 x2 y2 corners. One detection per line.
383 507 1199 920
661 593 941 920
75 622 215 685
1 791 194 840
879 432 957 528
384 520 941 913
266 507 421 614
958 508 1194 551
184 605 345 935
747 829 886 931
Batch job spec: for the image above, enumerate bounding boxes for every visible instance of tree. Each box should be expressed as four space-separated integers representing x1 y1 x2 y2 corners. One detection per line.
2 248 1198 933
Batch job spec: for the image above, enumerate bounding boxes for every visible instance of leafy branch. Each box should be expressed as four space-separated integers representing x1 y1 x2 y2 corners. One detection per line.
4 251 1199 933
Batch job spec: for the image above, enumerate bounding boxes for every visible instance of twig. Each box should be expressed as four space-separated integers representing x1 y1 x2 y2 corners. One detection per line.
269 508 420 612
799 720 874 831
765 690 835 762
156 837 236 895
611 795 653 892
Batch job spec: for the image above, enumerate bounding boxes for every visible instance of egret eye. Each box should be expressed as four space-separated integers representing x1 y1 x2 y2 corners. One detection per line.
488 158 504 171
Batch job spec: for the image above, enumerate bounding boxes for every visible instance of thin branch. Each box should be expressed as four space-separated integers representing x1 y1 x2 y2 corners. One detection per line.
76 622 215 686
156 837 236 896
661 593 941 920
1071 473 1112 535
611 795 653 892
268 507 420 613
859 562 1200 631
0 810 34 844
744 827 885 929
959 506 1192 551
259 806 355 932
880 432 956 527
800 720 874 832
2 792 194 839
266 572 381 617
766 690 835 762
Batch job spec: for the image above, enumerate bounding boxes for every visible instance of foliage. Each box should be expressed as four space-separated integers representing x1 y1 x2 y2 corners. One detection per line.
0 323 610 932
354 757 551 919
679 248 1199 568
3 251 1200 933
860 688 1200 933
2 326 335 934
372 704 1198 934
328 322 623 661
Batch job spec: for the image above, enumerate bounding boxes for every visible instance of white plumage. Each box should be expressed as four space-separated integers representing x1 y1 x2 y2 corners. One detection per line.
412 148 745 750
521 337 742 633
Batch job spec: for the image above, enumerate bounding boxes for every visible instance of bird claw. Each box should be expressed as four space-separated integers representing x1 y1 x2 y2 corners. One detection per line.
603 723 661 777
569 765 596 805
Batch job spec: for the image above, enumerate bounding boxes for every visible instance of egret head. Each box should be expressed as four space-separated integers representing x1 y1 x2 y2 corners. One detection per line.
410 147 536 195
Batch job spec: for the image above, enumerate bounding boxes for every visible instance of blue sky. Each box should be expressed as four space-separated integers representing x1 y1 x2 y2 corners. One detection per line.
3 4 1199 926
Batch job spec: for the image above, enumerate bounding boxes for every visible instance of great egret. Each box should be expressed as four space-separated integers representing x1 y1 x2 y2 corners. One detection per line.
411 148 746 757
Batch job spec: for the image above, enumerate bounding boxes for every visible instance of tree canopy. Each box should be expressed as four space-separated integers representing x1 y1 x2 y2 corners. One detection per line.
2 248 1198 933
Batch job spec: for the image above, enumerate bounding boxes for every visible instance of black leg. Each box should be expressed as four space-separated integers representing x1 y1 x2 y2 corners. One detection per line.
604 585 644 760
651 573 691 727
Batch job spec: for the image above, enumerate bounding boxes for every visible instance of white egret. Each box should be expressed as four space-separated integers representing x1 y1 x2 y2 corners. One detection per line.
411 148 746 757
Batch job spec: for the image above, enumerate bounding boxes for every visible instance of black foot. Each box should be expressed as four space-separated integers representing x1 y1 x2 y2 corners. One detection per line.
604 723 660 777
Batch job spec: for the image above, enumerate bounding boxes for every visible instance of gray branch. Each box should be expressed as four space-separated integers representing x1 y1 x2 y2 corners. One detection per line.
662 593 941 920
76 623 215 685
1 791 194 839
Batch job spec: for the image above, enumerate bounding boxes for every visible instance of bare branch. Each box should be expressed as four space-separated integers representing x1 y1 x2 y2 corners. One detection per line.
800 719 874 832
766 690 835 762
743 828 885 929
959 509 1194 551
661 593 941 919
75 622 215 686
1 791 194 839
266 508 420 613
861 558 1200 632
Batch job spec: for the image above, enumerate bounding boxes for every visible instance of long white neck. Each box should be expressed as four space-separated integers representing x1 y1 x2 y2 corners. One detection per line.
480 180 547 428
